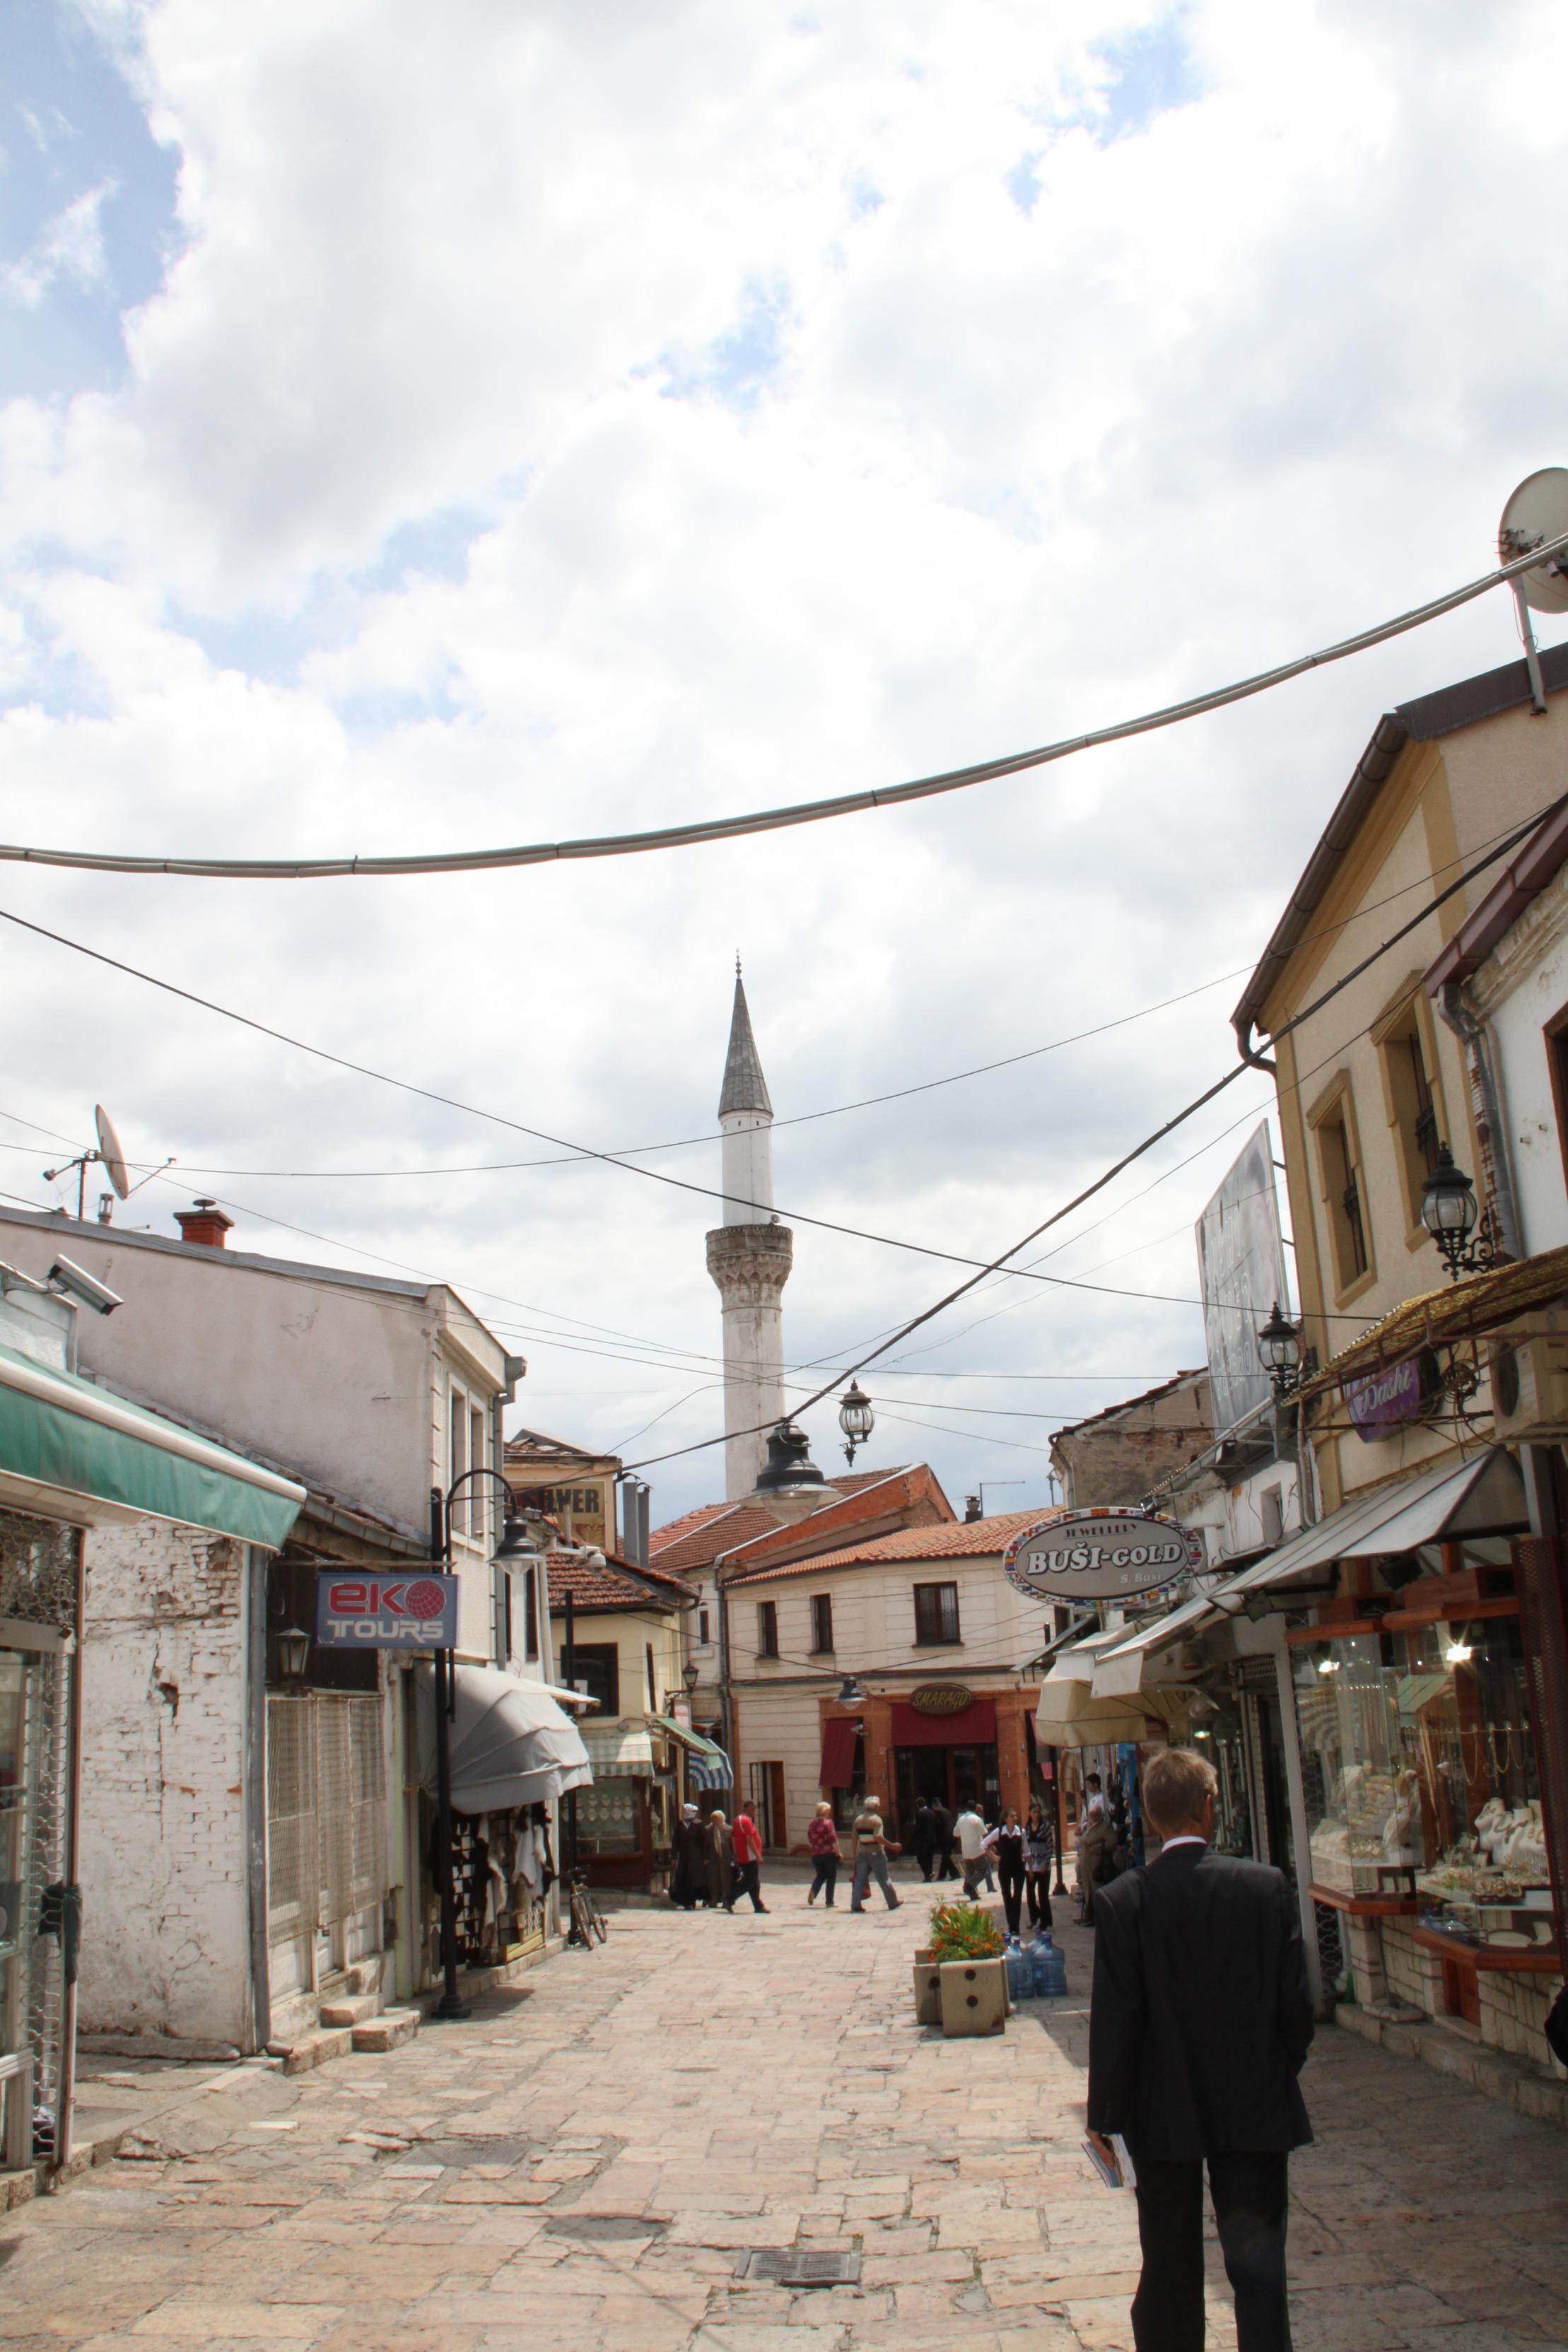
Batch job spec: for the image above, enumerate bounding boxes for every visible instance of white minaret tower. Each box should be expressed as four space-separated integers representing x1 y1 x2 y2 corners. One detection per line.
706 964 792 1501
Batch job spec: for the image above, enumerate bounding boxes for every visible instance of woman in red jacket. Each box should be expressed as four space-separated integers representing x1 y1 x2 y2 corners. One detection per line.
729 1807 769 1914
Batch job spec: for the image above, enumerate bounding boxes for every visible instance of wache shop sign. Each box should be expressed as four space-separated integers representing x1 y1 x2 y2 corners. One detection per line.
1002 1509 1204 1603
315 1569 459 1649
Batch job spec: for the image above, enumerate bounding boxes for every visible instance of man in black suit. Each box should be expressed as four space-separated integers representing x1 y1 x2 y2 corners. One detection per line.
1087 1746 1314 2352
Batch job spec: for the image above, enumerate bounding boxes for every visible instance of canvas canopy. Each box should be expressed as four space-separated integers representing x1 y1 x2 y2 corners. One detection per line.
415 1662 593 1812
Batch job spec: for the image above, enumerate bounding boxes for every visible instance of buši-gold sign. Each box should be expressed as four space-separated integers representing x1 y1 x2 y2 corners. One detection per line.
1002 1509 1203 1602
910 1683 975 1716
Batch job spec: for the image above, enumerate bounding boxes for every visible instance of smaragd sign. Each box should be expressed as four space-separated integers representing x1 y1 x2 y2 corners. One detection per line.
1002 1509 1204 1603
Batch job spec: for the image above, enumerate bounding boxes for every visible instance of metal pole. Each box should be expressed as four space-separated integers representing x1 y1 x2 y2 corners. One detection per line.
429 1488 469 2021
1050 1745 1069 1897
50 1538 86 2179
563 1587 579 1896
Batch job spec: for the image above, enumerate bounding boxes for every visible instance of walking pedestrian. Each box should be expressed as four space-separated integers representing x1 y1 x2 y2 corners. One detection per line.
1087 1746 1314 2352
1024 1798 1054 1930
806 1801 841 1906
848 1796 902 1911
703 1808 731 1909
1077 1772 1118 1924
670 1802 705 1910
993 1806 1026 1938
911 1796 938 1882
927 1796 957 1879
730 1804 768 1912
954 1800 989 1898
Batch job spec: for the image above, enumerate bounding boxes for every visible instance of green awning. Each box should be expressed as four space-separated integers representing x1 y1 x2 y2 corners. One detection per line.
649 1714 726 1761
0 1343 305 1550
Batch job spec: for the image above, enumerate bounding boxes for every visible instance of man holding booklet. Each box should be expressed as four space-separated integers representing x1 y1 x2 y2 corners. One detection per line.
1086 1746 1314 2352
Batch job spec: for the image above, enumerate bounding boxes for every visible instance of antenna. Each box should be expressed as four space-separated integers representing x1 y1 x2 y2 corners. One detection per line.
42 1106 172 1222
95 1106 129 1201
1498 468 1568 714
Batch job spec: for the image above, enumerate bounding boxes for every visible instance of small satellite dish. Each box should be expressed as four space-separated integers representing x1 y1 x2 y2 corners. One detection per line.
94 1104 130 1201
1499 467 1568 614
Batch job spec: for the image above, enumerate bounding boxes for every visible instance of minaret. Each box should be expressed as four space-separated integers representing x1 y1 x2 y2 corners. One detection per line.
706 964 793 1501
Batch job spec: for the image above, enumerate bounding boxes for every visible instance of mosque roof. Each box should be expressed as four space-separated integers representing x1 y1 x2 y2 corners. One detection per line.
718 970 773 1118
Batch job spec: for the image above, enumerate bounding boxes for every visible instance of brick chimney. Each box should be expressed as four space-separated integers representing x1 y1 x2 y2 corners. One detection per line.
175 1198 233 1248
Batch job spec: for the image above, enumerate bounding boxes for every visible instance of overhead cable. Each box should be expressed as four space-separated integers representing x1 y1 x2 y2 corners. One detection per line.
1 531 1564 882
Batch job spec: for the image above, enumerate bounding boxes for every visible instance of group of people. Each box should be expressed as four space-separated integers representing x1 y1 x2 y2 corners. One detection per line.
667 1801 768 1913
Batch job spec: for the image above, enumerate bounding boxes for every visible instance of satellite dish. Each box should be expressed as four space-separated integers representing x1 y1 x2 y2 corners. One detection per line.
1499 468 1568 614
94 1104 130 1201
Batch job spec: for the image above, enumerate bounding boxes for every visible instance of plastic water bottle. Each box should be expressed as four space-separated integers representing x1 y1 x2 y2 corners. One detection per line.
1032 1939 1068 1999
1005 1946 1031 2005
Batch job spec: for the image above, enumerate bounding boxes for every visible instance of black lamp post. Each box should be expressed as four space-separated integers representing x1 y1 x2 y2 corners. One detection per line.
1421 1144 1497 1280
682 1660 700 1700
428 1469 546 2021
838 1381 874 1465
1256 1300 1313 1397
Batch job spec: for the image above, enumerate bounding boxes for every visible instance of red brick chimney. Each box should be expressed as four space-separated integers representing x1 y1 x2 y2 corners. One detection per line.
175 1198 234 1248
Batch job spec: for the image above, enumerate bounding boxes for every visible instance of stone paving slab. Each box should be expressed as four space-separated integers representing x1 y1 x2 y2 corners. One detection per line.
1 1871 1566 2347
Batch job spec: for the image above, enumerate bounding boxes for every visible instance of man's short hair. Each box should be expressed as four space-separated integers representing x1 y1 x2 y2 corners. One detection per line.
1085 1772 1101 1788
1142 1748 1218 1837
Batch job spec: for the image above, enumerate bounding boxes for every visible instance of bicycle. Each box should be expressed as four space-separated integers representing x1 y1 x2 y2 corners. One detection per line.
567 1870 607 1948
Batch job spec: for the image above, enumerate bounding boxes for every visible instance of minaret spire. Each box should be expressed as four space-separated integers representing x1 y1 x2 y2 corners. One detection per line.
706 965 792 1497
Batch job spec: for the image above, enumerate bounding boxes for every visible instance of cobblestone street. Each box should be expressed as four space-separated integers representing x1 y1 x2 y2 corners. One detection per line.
3 1879 1567 2352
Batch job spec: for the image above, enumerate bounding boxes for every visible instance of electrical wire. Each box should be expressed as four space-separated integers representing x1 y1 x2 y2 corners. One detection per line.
2 531 1564 882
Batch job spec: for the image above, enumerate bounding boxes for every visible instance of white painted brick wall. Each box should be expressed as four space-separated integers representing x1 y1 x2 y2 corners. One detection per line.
77 1519 252 2049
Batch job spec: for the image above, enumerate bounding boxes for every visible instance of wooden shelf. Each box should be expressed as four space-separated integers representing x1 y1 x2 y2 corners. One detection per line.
1309 1881 1417 1917
1412 1926 1561 1973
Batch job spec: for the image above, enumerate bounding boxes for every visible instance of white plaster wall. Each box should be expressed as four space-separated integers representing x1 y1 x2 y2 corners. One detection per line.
77 1518 253 2050
1470 864 1568 1256
720 1113 773 1224
727 1551 1049 1684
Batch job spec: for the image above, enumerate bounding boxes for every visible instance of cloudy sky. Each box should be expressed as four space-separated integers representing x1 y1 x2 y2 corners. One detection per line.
2 0 1567 1526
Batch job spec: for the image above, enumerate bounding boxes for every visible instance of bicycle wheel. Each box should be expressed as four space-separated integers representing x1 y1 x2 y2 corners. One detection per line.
569 1886 596 1949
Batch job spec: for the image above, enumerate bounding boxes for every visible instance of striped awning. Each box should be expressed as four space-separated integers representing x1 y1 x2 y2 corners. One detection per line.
580 1719 657 1775
686 1742 734 1791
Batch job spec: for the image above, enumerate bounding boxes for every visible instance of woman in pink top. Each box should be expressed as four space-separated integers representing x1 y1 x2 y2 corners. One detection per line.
729 1808 768 1914
806 1802 842 1908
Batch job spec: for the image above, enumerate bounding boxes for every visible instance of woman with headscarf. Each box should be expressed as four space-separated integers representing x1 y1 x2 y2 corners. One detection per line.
703 1808 733 1910
670 1802 706 1909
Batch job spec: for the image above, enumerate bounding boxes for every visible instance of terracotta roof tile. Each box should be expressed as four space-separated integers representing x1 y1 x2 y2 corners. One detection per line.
723 1506 1060 1588
650 1501 785 1573
547 1552 685 1610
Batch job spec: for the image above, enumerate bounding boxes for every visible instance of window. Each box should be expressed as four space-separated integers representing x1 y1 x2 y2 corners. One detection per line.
809 1593 834 1654
698 1606 712 1646
913 1581 961 1645
1309 1083 1372 1297
1546 1005 1568 1210
1376 997 1446 1231
756 1600 779 1658
646 1644 657 1709
566 1642 619 1715
470 1405 486 1538
523 1566 539 1662
502 1572 514 1662
450 1389 467 1507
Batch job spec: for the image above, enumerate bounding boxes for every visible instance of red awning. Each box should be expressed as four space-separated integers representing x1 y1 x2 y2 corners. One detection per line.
819 1716 859 1789
889 1697 997 1748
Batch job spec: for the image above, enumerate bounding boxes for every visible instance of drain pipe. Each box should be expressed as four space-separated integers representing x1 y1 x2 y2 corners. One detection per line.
1436 981 1522 1260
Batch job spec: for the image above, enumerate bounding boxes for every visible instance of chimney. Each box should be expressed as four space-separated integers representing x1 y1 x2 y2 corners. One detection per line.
175 1198 233 1249
964 1494 983 1522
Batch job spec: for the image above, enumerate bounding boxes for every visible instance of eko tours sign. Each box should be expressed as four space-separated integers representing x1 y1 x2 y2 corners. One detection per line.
1002 1510 1204 1603
315 1569 459 1649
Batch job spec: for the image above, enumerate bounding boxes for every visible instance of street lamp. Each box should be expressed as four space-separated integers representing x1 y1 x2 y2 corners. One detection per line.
837 1674 867 1705
1420 1145 1498 1280
682 1660 700 1699
276 1625 311 1684
838 1381 875 1466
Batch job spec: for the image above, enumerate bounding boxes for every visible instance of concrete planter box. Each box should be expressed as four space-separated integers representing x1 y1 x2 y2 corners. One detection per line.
913 1959 943 2026
940 1956 1007 2037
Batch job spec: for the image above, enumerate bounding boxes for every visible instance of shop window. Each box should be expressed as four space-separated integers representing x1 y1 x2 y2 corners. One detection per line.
810 1593 834 1654
1309 1087 1371 1297
566 1642 619 1716
914 1581 961 1645
756 1600 779 1659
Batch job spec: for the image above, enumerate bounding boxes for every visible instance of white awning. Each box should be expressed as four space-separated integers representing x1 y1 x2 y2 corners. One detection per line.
580 1719 657 1776
415 1663 593 1812
1092 1593 1218 1697
1224 1447 1524 1598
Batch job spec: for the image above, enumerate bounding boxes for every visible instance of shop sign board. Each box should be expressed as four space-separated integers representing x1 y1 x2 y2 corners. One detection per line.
910 1683 975 1716
1195 1123 1290 1436
1003 1509 1203 1601
315 1569 458 1649
1342 1350 1439 1441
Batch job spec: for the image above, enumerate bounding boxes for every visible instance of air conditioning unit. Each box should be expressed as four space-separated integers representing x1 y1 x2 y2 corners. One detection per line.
1487 1331 1568 1439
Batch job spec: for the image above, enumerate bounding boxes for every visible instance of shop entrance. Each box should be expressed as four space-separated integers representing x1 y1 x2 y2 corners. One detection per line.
893 1743 1000 1830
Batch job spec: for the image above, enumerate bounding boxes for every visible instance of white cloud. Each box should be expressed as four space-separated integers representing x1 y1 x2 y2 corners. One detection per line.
2 178 117 309
1 0 1566 1517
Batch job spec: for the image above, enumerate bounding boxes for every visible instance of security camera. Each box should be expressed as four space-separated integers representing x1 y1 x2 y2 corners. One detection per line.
48 1256 123 1317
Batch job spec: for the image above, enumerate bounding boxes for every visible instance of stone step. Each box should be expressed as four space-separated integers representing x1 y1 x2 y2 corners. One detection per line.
267 2025 353 2077
317 1991 382 2028
351 2008 420 2055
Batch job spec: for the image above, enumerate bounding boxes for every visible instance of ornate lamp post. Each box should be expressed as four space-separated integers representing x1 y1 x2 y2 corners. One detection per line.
1256 1301 1309 1396
1420 1145 1498 1280
838 1381 874 1466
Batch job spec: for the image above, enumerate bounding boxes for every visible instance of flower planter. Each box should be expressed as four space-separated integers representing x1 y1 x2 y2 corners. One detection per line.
913 1960 943 2026
939 1955 1007 2037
